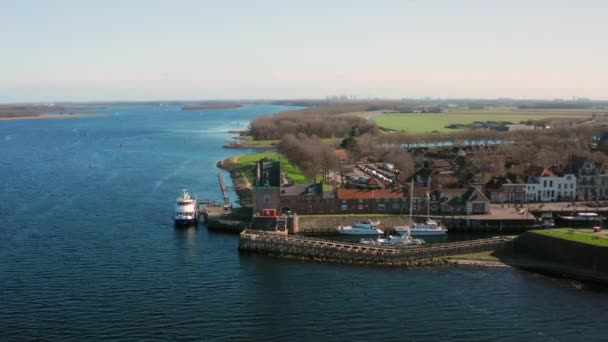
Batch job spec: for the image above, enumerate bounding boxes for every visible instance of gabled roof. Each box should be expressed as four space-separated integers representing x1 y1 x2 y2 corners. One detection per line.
461 186 490 202
336 189 404 200
526 165 556 178
446 186 489 205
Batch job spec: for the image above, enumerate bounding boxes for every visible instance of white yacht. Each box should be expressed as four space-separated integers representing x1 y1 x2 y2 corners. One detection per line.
361 234 425 246
394 180 447 236
337 219 383 235
395 219 448 236
174 189 198 225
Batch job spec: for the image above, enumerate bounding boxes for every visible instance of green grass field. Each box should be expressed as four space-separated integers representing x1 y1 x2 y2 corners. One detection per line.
228 152 333 189
372 107 602 133
236 135 339 148
235 135 280 147
532 229 608 247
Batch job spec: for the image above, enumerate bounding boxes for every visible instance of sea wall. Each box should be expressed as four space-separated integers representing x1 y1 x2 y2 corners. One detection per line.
509 231 608 273
239 230 511 266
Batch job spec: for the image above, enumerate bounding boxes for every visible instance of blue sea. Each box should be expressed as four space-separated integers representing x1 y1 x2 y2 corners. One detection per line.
1 104 607 341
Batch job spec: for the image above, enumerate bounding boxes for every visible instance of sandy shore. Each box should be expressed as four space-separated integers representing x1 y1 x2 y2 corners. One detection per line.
0 113 104 121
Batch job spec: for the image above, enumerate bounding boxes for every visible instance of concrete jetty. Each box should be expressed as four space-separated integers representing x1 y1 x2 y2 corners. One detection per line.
239 229 512 266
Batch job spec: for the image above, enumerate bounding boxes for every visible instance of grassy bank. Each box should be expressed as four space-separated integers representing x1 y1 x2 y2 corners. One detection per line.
533 228 608 247
225 151 305 184
228 135 340 149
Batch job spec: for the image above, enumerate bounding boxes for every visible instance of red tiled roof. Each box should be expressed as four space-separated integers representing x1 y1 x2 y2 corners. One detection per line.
334 149 349 160
528 165 556 177
336 188 404 200
540 168 556 177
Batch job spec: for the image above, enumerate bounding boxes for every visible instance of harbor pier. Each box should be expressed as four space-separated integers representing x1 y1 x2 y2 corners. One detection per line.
239 229 512 266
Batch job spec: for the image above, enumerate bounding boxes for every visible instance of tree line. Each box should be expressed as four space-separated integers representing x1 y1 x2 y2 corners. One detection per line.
249 102 413 140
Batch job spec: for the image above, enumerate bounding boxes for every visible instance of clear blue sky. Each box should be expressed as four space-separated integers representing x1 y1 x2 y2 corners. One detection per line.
1 0 607 102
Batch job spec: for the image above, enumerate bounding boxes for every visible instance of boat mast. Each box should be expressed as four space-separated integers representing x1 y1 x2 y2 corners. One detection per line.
409 179 414 224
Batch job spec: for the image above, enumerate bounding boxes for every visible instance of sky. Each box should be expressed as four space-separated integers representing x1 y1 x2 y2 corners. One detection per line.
1 0 607 103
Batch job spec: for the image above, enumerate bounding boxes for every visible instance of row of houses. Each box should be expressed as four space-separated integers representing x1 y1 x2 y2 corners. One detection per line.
253 159 491 216
485 156 608 203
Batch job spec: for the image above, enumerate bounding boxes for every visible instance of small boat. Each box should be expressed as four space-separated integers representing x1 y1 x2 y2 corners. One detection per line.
337 219 383 235
174 189 198 225
361 234 425 246
538 212 555 228
559 212 601 222
395 219 447 236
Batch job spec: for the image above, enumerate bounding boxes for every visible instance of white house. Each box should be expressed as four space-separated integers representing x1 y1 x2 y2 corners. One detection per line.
526 167 576 202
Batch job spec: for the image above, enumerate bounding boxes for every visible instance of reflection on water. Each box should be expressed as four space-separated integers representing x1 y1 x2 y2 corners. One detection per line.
324 233 451 245
174 224 199 263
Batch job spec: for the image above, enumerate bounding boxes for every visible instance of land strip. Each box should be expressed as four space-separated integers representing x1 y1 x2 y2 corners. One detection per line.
0 113 104 121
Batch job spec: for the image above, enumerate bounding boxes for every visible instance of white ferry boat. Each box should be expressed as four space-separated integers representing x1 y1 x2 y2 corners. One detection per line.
174 189 198 225
395 219 448 236
337 219 383 235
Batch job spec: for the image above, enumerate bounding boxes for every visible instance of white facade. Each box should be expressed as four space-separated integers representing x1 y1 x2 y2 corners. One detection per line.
526 174 577 202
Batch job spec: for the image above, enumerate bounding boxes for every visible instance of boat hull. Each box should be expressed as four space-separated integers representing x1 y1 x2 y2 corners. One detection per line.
174 218 197 226
396 229 446 236
337 228 383 235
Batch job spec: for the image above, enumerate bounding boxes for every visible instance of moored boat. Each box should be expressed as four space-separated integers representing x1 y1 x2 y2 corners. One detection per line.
337 219 383 235
394 180 447 236
174 189 198 225
360 234 425 246
559 212 601 222
395 219 448 236
555 212 604 227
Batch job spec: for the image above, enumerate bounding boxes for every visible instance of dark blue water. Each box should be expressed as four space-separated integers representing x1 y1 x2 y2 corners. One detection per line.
1 105 607 341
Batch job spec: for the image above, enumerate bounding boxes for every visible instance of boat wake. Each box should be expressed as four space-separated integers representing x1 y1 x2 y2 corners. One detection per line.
152 158 194 192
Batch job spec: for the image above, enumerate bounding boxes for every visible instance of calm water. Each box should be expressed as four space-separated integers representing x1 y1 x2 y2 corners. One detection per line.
1 105 608 341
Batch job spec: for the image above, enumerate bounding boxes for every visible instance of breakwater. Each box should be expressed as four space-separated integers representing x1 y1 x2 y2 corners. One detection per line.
506 231 608 283
239 229 512 266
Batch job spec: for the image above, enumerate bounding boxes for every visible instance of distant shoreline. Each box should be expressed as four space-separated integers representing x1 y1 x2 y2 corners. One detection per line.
182 103 243 110
0 113 104 121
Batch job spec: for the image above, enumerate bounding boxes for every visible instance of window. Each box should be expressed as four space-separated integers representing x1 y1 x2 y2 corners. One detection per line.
571 184 574 189
543 180 547 187
567 175 571 180
550 180 553 187
378 203 386 210
558 184 561 189
358 205 364 210
392 203 400 209
358 199 363 204
341 204 348 211
264 194 271 204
